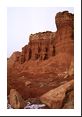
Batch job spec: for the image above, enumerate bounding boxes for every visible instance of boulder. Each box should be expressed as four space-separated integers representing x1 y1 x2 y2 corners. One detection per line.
9 89 26 109
40 80 74 109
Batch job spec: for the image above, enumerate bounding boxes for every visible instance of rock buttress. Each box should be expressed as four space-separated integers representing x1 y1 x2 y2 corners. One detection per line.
55 11 74 55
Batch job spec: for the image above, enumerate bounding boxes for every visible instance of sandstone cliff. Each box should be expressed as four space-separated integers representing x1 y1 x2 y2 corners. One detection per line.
7 11 74 109
8 11 74 69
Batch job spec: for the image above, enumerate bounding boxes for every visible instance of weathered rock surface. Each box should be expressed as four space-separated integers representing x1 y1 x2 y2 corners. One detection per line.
68 58 74 76
9 89 26 109
40 80 74 109
19 31 55 63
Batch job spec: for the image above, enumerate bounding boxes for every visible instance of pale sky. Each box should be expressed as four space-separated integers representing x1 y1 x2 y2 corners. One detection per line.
7 7 74 57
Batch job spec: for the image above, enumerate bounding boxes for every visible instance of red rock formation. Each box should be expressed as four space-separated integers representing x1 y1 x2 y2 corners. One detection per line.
7 11 74 109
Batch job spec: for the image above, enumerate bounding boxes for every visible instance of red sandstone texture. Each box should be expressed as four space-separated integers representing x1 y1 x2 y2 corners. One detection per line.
7 11 74 109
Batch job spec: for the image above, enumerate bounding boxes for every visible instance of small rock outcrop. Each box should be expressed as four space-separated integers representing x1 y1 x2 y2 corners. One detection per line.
25 81 31 86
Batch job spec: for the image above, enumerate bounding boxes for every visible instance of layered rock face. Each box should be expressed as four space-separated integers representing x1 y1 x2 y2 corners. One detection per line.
7 11 74 109
19 31 55 63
